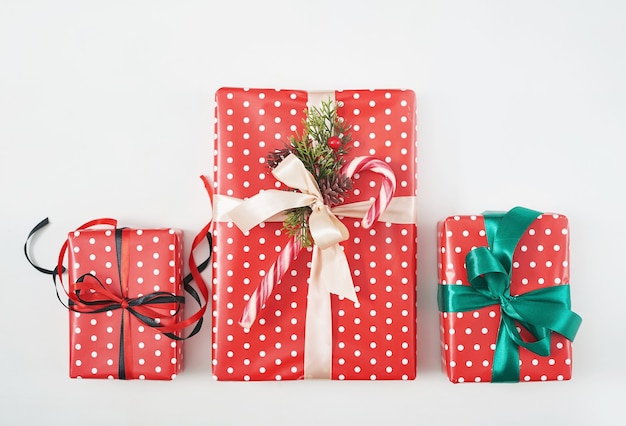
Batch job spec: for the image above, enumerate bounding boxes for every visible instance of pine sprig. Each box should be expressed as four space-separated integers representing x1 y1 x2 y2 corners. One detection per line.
266 98 352 248
283 207 312 247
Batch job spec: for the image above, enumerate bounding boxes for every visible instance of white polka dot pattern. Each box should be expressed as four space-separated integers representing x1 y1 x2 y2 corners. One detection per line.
437 213 574 383
212 88 417 380
67 228 184 380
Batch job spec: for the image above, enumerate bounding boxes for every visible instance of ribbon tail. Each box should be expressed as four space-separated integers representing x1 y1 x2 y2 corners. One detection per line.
491 316 521 383
304 253 333 379
312 244 358 303
501 309 552 357
512 286 582 342
303 244 356 379
228 190 315 234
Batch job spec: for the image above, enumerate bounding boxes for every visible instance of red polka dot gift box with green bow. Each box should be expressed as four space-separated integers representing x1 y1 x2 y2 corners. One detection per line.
437 207 582 383
208 88 417 380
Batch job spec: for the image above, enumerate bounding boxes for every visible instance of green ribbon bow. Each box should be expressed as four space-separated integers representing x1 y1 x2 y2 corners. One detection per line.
437 207 582 382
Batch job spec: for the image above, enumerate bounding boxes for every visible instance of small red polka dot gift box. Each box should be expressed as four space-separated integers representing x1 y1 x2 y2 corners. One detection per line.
437 207 582 383
25 218 210 380
209 88 417 380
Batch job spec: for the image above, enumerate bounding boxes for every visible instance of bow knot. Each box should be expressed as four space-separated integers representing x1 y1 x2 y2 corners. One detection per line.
310 198 330 217
498 294 514 309
71 273 184 327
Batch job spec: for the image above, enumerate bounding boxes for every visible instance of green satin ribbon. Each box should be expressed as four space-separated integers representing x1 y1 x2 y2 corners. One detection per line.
437 207 582 382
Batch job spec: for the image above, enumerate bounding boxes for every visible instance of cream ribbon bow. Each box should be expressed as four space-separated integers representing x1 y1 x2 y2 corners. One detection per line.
227 153 359 303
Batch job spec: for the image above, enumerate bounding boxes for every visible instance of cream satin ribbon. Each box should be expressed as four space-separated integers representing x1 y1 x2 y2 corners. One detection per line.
215 194 417 227
228 153 359 304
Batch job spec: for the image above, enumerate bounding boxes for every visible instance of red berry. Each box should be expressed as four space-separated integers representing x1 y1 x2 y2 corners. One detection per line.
327 136 342 151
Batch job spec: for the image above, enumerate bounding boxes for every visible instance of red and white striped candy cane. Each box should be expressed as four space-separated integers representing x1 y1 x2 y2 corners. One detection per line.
239 236 303 328
342 156 397 228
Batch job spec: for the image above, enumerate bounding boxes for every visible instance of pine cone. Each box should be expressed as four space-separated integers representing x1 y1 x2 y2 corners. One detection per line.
267 146 295 169
319 174 352 206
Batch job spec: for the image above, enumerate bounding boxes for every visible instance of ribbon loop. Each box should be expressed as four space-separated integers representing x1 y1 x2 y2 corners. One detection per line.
229 154 349 249
272 152 323 196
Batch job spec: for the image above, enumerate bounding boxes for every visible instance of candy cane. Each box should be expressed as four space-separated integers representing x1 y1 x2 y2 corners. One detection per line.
239 236 303 328
342 156 397 228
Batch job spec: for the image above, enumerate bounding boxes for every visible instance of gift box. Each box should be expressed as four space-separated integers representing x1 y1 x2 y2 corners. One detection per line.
66 227 185 380
210 88 417 380
437 207 582 383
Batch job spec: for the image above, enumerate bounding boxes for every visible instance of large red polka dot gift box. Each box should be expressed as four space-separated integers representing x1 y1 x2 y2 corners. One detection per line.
210 88 417 380
437 207 582 383
25 218 210 380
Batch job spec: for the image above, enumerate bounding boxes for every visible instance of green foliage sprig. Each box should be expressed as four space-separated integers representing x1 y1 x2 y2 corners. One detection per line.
266 99 352 248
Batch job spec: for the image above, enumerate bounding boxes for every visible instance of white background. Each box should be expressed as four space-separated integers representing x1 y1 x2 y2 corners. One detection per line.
1 1 624 425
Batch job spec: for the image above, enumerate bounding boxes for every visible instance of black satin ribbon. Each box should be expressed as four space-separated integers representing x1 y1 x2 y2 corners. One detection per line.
115 228 128 378
23 218 66 275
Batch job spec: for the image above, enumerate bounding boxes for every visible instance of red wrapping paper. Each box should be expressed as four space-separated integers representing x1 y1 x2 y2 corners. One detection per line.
437 213 574 383
211 88 417 380
67 228 184 380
